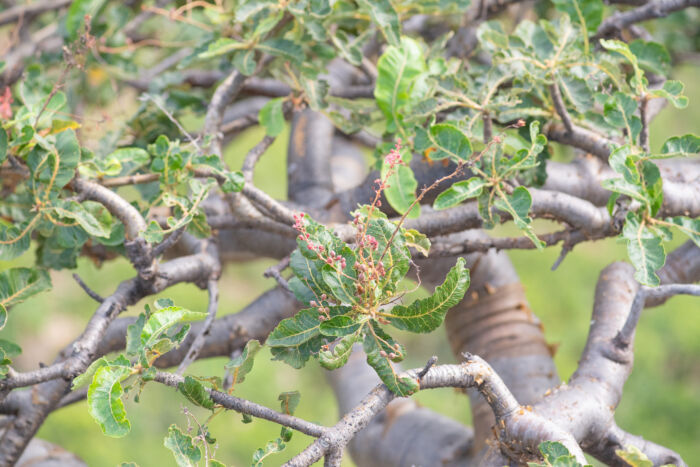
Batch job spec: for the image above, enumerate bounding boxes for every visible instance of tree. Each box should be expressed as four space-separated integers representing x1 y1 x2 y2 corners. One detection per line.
0 0 699 465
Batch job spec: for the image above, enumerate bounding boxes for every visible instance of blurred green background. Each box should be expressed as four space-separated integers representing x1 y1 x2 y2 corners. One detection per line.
1 65 699 467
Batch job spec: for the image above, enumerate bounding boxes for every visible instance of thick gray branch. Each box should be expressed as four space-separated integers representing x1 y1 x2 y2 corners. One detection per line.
595 0 700 39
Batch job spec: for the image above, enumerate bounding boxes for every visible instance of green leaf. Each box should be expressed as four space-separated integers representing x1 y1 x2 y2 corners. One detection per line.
109 147 150 165
0 339 22 376
198 38 247 59
164 424 202 467
363 215 411 292
258 98 285 137
141 306 207 350
225 339 262 384
301 77 329 111
621 213 665 286
614 445 662 467
321 254 355 305
639 160 663 216
178 376 215 410
660 134 700 157
539 441 572 462
493 187 544 249
256 38 304 63
319 316 363 337
0 219 34 260
356 0 401 47
375 37 427 132
319 333 361 370
600 39 643 86
289 250 334 303
64 0 106 41
330 29 364 66
50 200 112 238
558 75 594 112
603 93 640 143
0 267 51 313
126 313 147 357
383 161 420 219
72 356 110 389
386 257 469 332
278 391 301 415
434 178 487 210
252 439 286 466
26 129 80 192
87 356 132 437
552 0 603 34
0 305 5 331
649 80 688 109
267 307 347 347
426 123 473 161
528 440 588 467
665 217 700 247
363 323 418 396
55 129 81 188
0 128 7 164
403 229 431 256
629 40 671 76
233 49 257 76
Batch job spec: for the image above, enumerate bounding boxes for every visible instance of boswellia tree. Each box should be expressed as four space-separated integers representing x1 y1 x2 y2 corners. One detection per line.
0 0 699 465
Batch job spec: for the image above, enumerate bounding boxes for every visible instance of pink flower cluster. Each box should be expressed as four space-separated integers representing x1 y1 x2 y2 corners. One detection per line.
325 250 347 269
384 139 403 169
359 235 379 251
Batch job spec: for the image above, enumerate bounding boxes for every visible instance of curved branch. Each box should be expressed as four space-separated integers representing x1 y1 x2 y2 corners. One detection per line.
595 0 700 39
588 423 687 467
0 0 71 26
288 355 584 467
202 70 248 157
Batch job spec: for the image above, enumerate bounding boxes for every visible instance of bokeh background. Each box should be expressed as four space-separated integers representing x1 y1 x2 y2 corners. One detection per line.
1 57 699 467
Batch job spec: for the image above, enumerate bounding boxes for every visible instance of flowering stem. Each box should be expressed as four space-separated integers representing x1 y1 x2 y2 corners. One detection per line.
378 162 465 264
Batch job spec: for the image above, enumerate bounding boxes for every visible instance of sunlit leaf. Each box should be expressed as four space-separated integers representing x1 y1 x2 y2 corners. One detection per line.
386 257 469 332
164 424 202 467
258 98 285 137
178 376 215 410
87 355 132 437
225 339 262 384
434 178 487 210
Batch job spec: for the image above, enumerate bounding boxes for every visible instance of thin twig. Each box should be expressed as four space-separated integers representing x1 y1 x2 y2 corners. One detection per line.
154 371 327 437
263 256 292 292
639 94 650 152
551 242 573 271
242 135 276 183
549 82 574 133
72 274 104 303
153 227 187 257
0 0 71 27
615 283 700 348
482 112 493 144
177 278 220 375
417 356 438 380
594 0 700 39
241 185 297 225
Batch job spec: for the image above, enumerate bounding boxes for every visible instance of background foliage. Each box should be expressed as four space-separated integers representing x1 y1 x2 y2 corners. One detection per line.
1 0 699 465
4 76 699 462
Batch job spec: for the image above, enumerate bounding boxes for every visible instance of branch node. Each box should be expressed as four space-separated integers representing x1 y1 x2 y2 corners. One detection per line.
418 356 438 380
